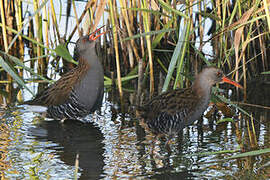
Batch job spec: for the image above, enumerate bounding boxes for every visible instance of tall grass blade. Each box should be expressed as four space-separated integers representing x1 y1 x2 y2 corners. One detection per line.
7 0 49 51
126 7 171 17
261 71 270 74
0 22 51 50
55 44 77 64
216 118 234 124
0 50 51 83
174 19 191 89
0 56 34 95
162 23 187 92
152 19 174 48
191 148 270 160
226 148 270 160
122 28 175 42
158 0 188 18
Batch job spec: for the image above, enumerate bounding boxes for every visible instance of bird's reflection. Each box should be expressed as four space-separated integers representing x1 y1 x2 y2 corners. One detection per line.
29 119 104 179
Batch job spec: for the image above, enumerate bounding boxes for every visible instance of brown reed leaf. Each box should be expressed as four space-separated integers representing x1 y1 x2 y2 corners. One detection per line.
92 0 107 31
234 6 255 67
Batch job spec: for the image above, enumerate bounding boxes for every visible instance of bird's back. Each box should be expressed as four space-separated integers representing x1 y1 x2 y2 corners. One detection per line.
138 87 209 135
24 67 85 106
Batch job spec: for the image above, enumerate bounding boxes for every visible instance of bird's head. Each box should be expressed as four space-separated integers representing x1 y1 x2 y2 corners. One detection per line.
75 26 106 55
199 67 242 88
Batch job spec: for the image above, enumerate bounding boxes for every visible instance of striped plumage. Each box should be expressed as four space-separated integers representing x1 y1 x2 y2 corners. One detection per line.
138 67 242 139
139 87 209 138
25 28 105 120
46 90 90 119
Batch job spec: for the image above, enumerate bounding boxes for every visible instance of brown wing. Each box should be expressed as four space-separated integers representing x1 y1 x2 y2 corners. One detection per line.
140 88 200 124
25 57 90 106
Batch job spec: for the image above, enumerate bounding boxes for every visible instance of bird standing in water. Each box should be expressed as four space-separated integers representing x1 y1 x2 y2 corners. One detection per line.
25 27 105 120
138 67 242 145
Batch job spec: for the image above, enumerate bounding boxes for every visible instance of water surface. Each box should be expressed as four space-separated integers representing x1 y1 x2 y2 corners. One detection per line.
1 82 270 179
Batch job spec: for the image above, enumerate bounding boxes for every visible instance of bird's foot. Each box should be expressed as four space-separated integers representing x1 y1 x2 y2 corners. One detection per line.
165 135 174 153
60 118 67 123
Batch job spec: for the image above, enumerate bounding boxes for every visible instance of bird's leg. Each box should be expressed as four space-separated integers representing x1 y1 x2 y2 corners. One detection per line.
151 135 158 155
165 135 173 153
177 131 183 150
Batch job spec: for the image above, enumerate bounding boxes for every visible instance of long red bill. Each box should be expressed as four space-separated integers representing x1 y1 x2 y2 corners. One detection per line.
222 76 243 89
89 26 106 41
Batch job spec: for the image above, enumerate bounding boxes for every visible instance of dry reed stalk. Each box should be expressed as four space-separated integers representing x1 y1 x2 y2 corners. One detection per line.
86 0 101 33
233 5 254 95
67 1 92 42
119 0 140 65
0 0 8 52
263 0 270 32
250 115 257 146
72 0 82 36
198 0 204 52
138 1 145 58
190 0 198 71
14 0 24 67
246 115 258 148
216 0 221 59
255 20 267 70
136 0 144 104
42 0 49 65
91 0 106 32
117 7 129 68
50 0 60 41
3 0 15 103
109 0 123 98
14 0 24 101
242 38 247 99
142 0 154 96
33 0 44 74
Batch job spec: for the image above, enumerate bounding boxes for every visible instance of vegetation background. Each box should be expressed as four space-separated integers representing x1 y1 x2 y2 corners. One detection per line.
0 0 269 104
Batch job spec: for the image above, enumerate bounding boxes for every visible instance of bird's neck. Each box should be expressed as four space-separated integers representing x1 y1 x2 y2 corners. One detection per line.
192 75 212 98
78 52 99 68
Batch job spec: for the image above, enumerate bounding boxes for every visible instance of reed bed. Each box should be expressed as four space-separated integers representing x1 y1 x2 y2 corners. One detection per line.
0 0 269 102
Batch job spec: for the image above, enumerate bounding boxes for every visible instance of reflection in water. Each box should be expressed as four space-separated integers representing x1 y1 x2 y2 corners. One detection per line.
30 119 104 179
0 123 11 179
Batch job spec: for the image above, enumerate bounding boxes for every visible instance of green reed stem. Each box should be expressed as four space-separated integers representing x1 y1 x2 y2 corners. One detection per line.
162 20 188 92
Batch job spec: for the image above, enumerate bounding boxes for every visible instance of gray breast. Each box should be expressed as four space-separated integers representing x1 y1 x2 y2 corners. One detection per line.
74 61 104 111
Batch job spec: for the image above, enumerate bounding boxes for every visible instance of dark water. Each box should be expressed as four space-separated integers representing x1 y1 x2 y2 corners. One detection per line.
1 81 270 179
